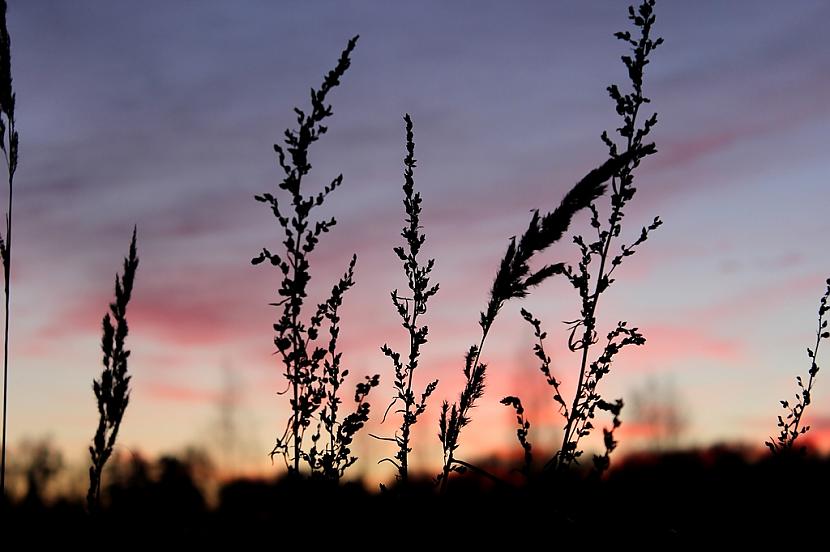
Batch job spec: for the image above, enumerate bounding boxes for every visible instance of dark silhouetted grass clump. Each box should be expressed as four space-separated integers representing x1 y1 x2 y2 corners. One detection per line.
0 0 18 497
767 278 830 454
374 114 439 483
88 228 139 513
253 36 379 479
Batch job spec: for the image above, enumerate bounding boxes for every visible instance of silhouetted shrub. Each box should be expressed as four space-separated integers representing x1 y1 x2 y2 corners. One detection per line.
252 36 379 479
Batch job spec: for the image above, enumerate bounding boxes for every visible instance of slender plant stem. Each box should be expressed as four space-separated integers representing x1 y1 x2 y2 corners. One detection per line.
0 165 10 496
791 328 823 439
560 213 613 460
289 172 304 474
291 285 301 474
560 95 641 468
400 307 420 479
0 0 16 498
787 304 827 445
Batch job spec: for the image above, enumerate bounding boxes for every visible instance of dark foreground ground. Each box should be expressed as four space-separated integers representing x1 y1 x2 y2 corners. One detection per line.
3 447 826 545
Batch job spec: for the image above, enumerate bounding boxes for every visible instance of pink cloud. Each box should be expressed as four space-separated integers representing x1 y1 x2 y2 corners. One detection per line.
690 273 826 321
130 287 258 346
24 262 273 351
652 127 753 171
622 324 745 368
142 382 223 405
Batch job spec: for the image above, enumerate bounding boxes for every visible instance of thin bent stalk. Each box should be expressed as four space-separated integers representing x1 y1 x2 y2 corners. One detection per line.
0 0 18 497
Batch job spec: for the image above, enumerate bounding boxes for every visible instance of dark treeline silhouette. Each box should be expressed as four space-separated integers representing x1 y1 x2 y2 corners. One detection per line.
3 446 830 542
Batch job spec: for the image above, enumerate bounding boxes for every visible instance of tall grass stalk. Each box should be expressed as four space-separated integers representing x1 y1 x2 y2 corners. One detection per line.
88 229 139 513
767 278 830 453
375 114 439 483
0 0 17 497
253 36 378 479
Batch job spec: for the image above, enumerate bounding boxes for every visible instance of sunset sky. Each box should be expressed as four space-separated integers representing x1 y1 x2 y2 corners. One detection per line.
4 0 829 480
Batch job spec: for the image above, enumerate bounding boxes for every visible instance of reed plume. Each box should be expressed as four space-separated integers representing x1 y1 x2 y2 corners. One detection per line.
88 228 139 513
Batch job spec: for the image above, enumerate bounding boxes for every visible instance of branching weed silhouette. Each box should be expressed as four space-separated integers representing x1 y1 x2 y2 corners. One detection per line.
306 257 381 479
437 147 651 491
500 0 663 476
252 36 379 479
373 114 439 483
767 278 830 454
88 229 139 513
555 0 662 475
0 0 17 497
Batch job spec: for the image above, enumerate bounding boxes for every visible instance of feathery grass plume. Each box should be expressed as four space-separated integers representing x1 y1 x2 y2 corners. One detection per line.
766 278 830 454
437 148 647 492
88 228 139 513
373 114 439 483
0 0 17 497
545 0 662 474
253 36 378 478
